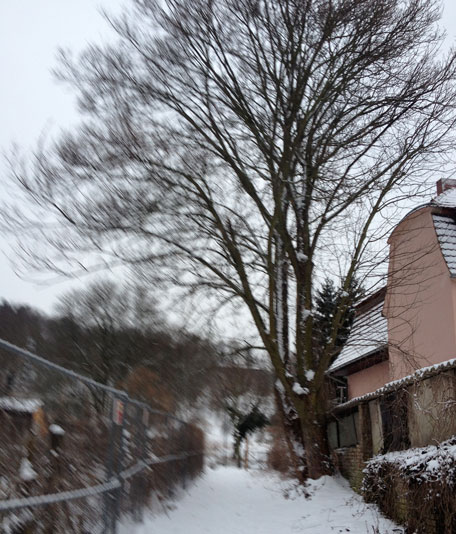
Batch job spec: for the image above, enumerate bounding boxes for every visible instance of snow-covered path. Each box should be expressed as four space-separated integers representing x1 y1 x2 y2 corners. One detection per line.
120 467 401 534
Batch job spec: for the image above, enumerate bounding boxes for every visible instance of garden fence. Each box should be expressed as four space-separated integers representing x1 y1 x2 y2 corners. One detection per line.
0 338 204 534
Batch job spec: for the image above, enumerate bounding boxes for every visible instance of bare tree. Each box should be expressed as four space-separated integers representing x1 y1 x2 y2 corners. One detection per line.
5 0 456 478
54 280 161 410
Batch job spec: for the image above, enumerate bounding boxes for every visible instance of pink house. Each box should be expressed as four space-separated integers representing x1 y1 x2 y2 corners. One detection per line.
329 179 456 400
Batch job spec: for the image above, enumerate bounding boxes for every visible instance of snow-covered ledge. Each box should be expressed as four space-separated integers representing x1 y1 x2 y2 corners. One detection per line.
332 358 456 413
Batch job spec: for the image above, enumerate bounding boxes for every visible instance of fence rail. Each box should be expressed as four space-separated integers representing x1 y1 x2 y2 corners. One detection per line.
0 338 204 534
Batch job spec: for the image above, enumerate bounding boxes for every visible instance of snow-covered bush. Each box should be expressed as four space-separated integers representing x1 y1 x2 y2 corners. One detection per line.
363 437 456 533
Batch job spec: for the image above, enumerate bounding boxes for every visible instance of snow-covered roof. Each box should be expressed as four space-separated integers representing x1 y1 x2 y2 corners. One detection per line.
432 214 456 277
432 187 456 208
328 301 388 373
0 397 42 413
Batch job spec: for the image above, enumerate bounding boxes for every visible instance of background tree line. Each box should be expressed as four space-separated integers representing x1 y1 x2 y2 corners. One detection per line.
0 280 223 413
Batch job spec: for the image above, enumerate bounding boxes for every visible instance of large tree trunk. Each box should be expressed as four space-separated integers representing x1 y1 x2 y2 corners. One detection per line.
273 387 307 483
275 386 332 481
301 417 332 480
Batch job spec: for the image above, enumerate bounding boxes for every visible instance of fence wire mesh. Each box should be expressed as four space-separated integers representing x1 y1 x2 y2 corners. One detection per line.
0 339 204 534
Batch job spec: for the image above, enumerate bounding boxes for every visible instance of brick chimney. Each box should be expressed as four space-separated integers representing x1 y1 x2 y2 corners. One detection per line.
436 178 456 195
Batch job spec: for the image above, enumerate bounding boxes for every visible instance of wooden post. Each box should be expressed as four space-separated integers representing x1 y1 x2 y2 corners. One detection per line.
244 437 249 470
43 424 65 534
359 403 373 461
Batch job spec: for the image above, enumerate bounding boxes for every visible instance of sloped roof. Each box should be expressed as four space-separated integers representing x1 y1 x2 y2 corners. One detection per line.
432 214 456 277
0 397 42 413
432 187 456 208
328 300 388 373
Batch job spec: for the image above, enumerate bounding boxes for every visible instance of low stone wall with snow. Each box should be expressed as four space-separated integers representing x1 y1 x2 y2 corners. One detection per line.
363 437 456 533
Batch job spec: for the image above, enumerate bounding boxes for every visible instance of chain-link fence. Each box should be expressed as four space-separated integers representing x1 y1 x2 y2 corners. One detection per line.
0 338 204 533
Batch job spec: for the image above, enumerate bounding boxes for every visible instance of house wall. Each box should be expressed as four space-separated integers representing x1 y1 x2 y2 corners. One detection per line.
408 369 456 447
385 207 456 380
368 399 383 455
332 368 456 460
347 360 390 399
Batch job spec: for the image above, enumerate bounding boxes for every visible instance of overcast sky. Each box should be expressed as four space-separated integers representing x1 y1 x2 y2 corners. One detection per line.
0 0 125 312
1 0 456 314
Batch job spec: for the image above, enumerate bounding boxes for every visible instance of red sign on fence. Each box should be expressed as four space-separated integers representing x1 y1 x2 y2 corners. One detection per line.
113 399 124 425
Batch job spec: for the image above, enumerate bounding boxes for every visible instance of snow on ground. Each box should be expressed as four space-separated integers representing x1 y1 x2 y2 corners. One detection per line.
119 467 401 534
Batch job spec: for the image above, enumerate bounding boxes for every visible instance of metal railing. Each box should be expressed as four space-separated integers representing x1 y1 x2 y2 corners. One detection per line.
0 339 204 534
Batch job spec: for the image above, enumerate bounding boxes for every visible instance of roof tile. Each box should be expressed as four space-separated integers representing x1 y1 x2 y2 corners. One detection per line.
328 301 388 373
433 214 456 277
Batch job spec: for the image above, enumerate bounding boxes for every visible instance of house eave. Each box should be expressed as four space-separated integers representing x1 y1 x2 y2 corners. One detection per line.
328 346 388 377
331 356 456 415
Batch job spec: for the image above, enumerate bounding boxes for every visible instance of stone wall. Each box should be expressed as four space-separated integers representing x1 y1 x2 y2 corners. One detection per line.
331 445 364 492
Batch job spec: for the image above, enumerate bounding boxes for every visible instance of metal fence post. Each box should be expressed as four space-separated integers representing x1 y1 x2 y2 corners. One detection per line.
111 394 129 534
181 422 187 490
102 393 117 534
132 403 147 523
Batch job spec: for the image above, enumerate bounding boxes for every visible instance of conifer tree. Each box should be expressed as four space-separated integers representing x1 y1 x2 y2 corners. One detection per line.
314 278 364 357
